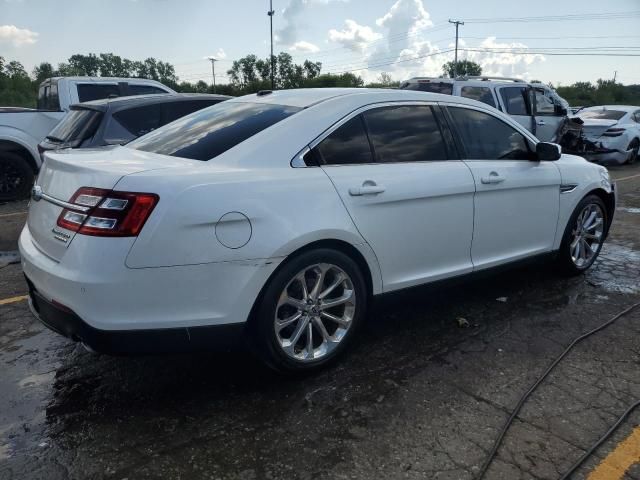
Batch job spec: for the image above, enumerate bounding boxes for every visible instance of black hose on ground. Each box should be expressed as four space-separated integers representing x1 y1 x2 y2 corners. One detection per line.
476 300 640 480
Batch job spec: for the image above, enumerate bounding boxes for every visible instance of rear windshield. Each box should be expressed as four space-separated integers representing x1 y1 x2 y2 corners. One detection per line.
46 109 103 146
400 81 453 95
579 110 626 121
128 101 301 161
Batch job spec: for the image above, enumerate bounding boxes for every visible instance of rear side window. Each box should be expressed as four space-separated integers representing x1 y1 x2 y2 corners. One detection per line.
128 85 168 96
78 84 120 102
46 109 103 147
162 100 222 125
401 81 453 95
460 87 496 108
316 116 373 166
499 87 530 116
113 104 163 137
363 105 447 163
449 107 531 160
128 102 300 161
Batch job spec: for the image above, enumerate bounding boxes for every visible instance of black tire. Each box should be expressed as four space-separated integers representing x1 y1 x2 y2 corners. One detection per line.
249 248 368 373
0 152 34 202
625 139 639 165
557 194 608 276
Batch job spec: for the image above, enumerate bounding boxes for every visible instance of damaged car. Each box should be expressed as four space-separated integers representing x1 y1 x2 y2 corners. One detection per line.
572 106 640 165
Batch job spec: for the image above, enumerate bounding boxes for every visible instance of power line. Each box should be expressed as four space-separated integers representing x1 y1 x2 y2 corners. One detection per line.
464 11 640 23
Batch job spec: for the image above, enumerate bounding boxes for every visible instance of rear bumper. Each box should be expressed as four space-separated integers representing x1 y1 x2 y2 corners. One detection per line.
26 279 245 354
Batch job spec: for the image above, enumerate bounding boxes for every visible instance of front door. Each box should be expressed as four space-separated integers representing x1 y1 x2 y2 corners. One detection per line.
446 104 561 270
315 104 476 292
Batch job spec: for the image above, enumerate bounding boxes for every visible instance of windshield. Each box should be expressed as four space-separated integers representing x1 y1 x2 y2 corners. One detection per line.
579 110 626 121
46 108 102 146
128 101 301 161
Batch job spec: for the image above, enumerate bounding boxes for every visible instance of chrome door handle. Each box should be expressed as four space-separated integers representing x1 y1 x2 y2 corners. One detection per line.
481 172 506 184
349 182 385 196
537 120 546 126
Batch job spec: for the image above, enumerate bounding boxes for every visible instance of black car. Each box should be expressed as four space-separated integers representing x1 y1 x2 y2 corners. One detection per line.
38 93 230 159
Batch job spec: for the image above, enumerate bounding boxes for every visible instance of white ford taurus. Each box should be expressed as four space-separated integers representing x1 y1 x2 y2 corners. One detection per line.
20 88 616 372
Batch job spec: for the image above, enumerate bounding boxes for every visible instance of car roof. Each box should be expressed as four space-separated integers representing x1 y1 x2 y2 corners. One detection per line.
403 77 529 86
71 93 231 112
228 87 466 108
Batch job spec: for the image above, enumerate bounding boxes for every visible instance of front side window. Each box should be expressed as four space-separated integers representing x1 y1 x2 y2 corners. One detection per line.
460 87 496 108
401 81 453 95
534 89 555 115
129 101 300 161
316 115 373 166
499 87 530 116
449 107 532 160
363 105 448 163
78 84 120 102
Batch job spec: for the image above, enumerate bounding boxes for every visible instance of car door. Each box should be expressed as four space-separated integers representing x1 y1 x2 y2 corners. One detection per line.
533 87 565 142
316 103 476 292
445 104 561 270
497 85 534 134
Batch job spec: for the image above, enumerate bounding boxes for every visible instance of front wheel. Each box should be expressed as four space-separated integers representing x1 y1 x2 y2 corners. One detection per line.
250 248 367 373
625 139 639 165
557 195 607 275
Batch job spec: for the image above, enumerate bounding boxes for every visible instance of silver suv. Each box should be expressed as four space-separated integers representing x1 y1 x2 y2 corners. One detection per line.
399 76 570 143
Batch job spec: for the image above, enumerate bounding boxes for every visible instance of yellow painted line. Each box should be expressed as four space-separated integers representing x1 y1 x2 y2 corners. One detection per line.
613 173 640 182
0 211 28 218
0 295 28 306
588 426 640 480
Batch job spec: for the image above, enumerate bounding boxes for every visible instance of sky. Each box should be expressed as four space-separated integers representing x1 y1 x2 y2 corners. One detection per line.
1 0 639 86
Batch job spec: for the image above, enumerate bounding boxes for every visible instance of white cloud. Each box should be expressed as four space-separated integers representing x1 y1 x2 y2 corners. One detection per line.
277 0 347 46
460 37 546 78
0 25 38 47
328 20 383 53
290 41 320 53
214 48 227 60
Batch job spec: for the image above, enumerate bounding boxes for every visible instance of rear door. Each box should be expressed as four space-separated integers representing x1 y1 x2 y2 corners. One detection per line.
445 104 560 269
317 103 475 291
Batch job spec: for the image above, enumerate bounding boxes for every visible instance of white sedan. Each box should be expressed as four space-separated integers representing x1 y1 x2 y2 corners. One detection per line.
20 88 616 372
576 105 640 165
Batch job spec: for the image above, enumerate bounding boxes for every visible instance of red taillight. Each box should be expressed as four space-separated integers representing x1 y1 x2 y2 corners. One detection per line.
56 187 159 237
602 127 625 137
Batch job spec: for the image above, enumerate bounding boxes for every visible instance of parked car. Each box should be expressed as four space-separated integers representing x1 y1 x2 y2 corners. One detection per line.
399 76 570 143
573 105 640 165
38 93 230 158
0 77 175 201
20 88 615 372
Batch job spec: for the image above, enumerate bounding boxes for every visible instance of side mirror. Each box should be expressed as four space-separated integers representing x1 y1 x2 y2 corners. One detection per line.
554 104 568 116
536 142 561 161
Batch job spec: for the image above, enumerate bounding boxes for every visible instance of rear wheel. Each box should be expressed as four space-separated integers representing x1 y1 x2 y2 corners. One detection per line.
626 139 639 165
250 248 367 373
0 152 34 202
557 194 607 275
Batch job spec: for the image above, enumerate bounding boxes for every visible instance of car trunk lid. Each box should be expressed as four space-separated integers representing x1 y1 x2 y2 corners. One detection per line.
27 146 185 261
579 118 618 139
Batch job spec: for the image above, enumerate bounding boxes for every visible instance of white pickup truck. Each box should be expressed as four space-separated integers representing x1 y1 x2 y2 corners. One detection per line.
0 76 175 201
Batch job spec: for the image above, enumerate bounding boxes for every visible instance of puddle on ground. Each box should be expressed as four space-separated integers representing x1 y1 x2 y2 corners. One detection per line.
588 243 640 294
617 207 640 214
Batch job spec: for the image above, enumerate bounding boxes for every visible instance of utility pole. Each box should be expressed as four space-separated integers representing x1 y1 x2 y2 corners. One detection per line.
207 57 217 93
268 0 275 89
613 70 617 83
448 19 464 78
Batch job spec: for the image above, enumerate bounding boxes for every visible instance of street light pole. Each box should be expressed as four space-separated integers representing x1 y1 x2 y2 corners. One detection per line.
207 57 217 93
448 19 464 78
268 0 275 89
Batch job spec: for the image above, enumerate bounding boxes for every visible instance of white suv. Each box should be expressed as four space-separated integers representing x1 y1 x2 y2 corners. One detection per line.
400 76 570 143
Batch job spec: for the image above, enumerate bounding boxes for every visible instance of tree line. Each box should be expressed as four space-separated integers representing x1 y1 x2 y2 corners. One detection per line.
1 52 639 108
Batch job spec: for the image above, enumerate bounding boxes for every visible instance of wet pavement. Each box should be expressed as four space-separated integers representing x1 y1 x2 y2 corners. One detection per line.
1 164 639 480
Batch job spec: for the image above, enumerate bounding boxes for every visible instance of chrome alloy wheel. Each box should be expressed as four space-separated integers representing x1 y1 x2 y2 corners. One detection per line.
570 203 605 268
274 263 356 362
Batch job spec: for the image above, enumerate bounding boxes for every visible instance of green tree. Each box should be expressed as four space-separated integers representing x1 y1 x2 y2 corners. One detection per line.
442 60 482 78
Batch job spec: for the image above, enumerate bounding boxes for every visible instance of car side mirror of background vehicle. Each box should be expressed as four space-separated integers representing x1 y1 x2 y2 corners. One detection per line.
536 142 562 161
554 105 568 116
